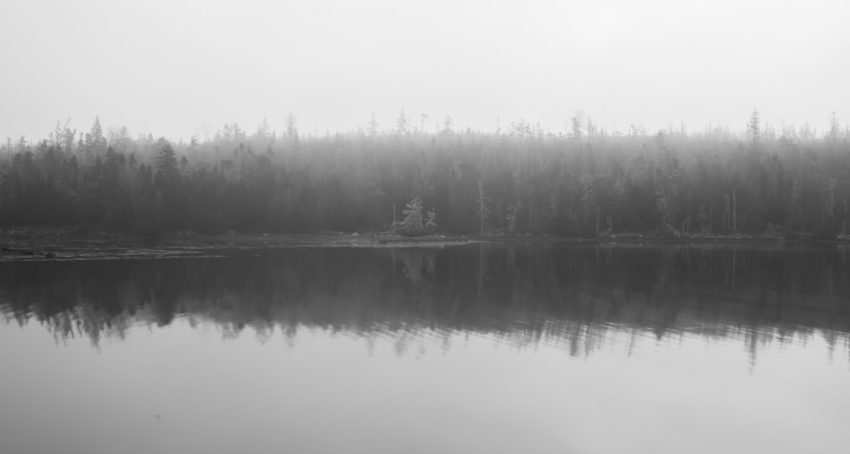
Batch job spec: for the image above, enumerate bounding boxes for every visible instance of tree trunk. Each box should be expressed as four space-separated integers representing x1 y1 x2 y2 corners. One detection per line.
595 206 600 234
478 180 485 234
732 185 737 234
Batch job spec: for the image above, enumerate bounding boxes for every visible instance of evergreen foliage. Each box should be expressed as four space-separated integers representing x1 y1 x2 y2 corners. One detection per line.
395 197 427 237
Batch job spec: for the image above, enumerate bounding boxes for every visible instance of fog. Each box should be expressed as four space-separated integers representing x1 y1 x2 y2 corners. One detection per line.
1 0 848 140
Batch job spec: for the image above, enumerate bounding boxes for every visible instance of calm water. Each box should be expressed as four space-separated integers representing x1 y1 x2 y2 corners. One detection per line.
2 244 850 454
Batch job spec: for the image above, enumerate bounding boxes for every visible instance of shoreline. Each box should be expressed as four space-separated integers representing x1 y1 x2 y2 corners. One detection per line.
1 228 847 262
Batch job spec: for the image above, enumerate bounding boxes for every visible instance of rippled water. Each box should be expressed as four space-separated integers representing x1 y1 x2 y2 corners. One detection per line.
1 244 849 453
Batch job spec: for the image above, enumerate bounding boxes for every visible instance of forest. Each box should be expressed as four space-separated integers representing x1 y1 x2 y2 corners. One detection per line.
1 111 849 238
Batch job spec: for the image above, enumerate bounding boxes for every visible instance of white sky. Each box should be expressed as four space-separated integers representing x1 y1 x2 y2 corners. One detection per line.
1 0 848 141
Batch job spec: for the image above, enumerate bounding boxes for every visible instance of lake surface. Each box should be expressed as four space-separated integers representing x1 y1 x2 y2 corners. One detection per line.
2 244 850 454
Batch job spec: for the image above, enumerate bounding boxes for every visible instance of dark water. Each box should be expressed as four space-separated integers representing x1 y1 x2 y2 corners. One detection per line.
2 244 849 453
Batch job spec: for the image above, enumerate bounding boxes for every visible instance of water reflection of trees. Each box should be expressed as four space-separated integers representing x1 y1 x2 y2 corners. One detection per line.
1 245 849 359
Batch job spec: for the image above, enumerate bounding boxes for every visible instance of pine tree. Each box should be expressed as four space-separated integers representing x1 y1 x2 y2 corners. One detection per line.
747 109 761 144
828 112 841 143
368 111 379 137
286 113 298 139
396 109 409 135
156 140 179 183
84 116 107 159
396 197 426 236
571 111 585 140
442 115 454 134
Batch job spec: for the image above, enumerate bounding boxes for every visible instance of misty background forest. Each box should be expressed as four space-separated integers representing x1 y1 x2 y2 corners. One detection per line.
2 111 849 238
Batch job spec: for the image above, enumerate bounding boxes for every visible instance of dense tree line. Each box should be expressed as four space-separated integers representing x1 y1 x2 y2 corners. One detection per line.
2 113 849 236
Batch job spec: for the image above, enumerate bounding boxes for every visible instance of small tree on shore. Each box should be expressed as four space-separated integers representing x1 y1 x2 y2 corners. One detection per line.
394 197 436 236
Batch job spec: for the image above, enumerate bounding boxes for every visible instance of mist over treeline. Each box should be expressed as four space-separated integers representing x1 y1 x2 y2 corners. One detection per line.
2 111 849 236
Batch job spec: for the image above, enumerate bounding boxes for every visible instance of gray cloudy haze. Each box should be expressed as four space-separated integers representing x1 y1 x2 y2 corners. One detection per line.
1 0 848 140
